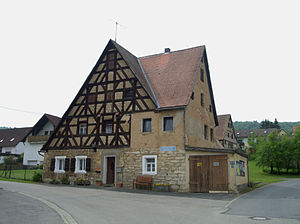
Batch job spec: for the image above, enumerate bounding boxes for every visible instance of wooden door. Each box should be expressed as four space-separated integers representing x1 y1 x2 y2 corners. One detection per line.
189 156 209 192
209 155 228 191
189 155 228 192
106 157 115 184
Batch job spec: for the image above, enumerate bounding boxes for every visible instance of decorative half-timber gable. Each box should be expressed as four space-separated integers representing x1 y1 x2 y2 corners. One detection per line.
43 40 156 151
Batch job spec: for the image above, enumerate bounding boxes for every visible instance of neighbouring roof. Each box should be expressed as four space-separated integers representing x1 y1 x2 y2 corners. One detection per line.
235 128 278 138
0 127 32 147
25 113 61 137
216 114 231 140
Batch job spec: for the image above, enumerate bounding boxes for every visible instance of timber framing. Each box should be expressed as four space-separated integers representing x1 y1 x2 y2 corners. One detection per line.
43 40 156 151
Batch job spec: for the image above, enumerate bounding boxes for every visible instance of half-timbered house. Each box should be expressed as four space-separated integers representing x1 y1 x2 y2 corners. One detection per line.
42 40 248 192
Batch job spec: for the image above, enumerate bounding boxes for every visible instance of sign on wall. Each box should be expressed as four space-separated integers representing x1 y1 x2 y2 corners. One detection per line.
160 146 176 152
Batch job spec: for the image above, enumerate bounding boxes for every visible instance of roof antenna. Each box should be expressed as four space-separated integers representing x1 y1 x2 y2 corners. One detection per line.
115 21 118 42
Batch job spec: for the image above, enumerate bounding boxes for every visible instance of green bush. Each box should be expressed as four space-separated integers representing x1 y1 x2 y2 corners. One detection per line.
61 177 70 185
32 171 43 182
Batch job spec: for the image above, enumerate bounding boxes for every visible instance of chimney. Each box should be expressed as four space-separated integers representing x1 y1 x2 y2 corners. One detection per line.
164 48 171 54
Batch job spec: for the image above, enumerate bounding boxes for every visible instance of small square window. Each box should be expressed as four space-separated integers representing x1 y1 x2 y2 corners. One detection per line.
87 94 96 103
103 120 113 134
79 123 87 135
200 68 204 82
142 155 157 175
163 117 173 131
108 61 115 70
106 91 114 101
44 131 49 135
123 89 134 99
204 125 208 140
142 118 152 133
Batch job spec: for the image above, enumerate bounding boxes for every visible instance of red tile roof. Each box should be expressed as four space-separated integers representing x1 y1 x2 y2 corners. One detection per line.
139 46 204 108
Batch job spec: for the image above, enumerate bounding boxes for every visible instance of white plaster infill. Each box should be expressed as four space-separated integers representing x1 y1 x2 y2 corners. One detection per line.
18 192 78 224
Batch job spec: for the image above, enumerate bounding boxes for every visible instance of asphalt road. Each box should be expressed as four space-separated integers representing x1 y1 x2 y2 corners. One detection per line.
225 179 300 220
0 188 64 224
1 180 300 224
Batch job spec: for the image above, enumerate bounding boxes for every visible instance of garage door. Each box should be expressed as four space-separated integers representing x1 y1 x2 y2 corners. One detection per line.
189 155 228 192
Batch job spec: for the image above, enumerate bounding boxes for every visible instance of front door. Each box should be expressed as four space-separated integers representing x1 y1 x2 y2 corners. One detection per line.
189 156 209 192
106 157 115 185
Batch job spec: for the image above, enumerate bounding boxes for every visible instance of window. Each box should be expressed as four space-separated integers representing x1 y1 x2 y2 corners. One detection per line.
44 131 49 135
75 156 87 174
107 61 115 70
87 94 96 103
106 91 114 101
201 93 204 106
123 89 134 99
142 118 152 133
103 120 113 134
204 125 208 140
210 128 214 142
191 92 194 100
10 138 15 142
54 156 66 173
79 123 87 135
142 155 157 175
200 68 204 82
0 139 3 143
209 105 212 112
163 117 173 131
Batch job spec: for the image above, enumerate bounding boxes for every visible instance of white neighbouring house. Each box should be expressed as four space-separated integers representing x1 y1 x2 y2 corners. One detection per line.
23 114 60 166
0 127 32 164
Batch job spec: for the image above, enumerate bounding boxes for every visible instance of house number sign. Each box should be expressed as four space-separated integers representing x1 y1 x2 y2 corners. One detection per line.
213 162 220 166
197 162 202 167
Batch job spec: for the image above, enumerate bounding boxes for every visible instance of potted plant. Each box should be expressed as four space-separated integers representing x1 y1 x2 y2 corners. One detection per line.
95 180 102 186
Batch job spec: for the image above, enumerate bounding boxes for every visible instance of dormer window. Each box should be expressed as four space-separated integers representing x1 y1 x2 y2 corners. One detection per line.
0 139 3 143
10 138 15 142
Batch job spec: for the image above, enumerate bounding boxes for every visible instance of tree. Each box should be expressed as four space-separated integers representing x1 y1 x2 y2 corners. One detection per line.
4 155 17 165
279 135 294 173
260 119 281 129
294 126 300 174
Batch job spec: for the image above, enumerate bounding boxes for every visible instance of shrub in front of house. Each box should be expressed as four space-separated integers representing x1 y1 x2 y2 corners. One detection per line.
32 172 43 182
61 177 70 185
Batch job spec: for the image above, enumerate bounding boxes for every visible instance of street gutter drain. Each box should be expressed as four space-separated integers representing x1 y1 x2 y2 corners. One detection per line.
249 216 270 221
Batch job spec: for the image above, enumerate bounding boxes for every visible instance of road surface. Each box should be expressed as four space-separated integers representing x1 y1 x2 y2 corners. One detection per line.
1 180 299 224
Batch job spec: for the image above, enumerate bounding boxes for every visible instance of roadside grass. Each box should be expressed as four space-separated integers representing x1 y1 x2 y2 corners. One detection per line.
0 177 38 184
242 160 300 194
0 169 42 182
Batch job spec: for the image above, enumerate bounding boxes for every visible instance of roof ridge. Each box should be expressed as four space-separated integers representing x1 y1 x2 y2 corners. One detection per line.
139 45 205 59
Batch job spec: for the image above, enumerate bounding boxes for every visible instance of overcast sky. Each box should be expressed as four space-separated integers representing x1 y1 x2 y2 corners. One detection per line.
1 0 299 127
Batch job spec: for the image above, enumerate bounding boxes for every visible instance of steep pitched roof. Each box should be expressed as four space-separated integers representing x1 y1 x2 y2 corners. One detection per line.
25 113 61 137
139 46 204 108
216 114 231 140
0 127 31 147
236 128 278 138
112 41 158 107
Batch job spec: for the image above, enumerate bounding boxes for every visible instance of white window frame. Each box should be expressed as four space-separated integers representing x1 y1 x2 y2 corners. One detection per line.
54 156 66 173
141 118 152 133
75 156 87 174
162 116 174 132
142 155 157 175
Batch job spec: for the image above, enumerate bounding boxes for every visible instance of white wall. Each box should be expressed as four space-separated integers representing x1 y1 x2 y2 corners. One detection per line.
23 121 55 166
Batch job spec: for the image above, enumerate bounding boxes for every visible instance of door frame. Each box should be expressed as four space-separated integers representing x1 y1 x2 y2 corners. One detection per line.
103 155 116 185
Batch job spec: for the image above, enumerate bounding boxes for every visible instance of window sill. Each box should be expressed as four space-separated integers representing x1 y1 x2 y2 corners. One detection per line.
54 170 65 174
142 172 156 175
75 170 87 174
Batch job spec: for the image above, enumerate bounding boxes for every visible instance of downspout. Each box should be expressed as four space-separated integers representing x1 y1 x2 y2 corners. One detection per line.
183 107 186 147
